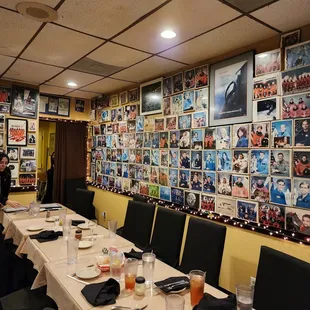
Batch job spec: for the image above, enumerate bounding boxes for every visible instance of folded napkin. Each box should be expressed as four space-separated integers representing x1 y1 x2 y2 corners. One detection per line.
124 248 144 260
30 230 63 243
81 278 120 306
193 293 236 310
72 220 85 226
154 276 190 293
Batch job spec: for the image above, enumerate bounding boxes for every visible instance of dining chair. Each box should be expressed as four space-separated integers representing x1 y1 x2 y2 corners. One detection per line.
253 246 310 310
178 217 226 287
132 193 148 203
121 200 155 249
150 207 186 268
72 188 96 220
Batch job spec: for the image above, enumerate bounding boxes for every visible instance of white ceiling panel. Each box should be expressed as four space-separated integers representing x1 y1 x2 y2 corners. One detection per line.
0 9 42 57
111 56 184 83
66 90 101 99
3 59 62 84
88 42 150 67
160 17 277 64
0 0 59 10
22 23 104 67
40 84 72 95
251 0 310 32
113 0 241 53
0 55 15 74
56 0 166 38
81 78 135 94
47 69 102 89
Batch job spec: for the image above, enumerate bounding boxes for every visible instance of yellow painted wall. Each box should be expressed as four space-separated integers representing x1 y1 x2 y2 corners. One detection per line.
89 186 310 292
9 192 36 206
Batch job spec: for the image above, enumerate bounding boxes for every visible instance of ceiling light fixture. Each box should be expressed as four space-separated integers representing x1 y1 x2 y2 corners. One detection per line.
67 82 77 87
16 2 58 23
161 30 176 39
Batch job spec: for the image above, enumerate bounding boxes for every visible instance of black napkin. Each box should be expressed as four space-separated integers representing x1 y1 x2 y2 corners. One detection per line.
81 278 120 307
30 230 63 243
154 276 190 293
193 293 236 310
72 220 85 226
124 248 144 260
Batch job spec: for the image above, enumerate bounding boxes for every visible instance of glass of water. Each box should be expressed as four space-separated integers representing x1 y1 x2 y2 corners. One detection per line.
142 252 156 285
89 219 98 241
108 220 117 239
67 237 79 265
59 208 67 226
63 219 72 241
29 201 40 216
110 252 123 281
236 284 254 310
165 295 185 310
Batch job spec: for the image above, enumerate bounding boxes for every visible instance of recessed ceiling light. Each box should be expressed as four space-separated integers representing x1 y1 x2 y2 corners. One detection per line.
67 81 77 87
161 30 176 39
16 2 58 23
258 53 268 58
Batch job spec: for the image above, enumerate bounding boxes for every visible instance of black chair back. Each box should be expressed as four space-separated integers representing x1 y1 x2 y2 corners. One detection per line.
72 188 95 220
179 217 226 287
122 201 155 249
254 246 310 310
64 177 86 209
132 194 148 203
150 207 186 267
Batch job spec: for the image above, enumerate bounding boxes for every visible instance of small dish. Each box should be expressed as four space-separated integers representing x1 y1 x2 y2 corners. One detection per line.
169 287 187 294
76 267 101 280
77 223 90 230
45 216 58 222
26 225 44 232
78 240 93 249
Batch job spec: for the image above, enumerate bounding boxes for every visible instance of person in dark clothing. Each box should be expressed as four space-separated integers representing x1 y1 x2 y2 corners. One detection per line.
42 153 55 204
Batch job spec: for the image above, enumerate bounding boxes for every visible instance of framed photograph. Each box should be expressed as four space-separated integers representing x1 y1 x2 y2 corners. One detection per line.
294 118 310 147
236 199 258 222
190 171 203 191
216 126 231 149
191 129 203 150
255 49 281 76
179 150 190 168
27 133 36 145
159 167 169 185
111 108 122 122
129 88 139 103
163 97 171 116
253 97 280 122
110 94 119 107
192 111 207 128
232 150 249 174
8 163 19 179
232 175 249 199
282 65 310 95
210 52 253 126
20 159 36 172
232 124 249 148
178 114 192 130
169 149 179 168
139 182 149 196
119 121 128 134
140 78 163 116
10 179 17 187
150 167 159 184
253 73 279 100
123 104 137 120
0 87 11 113
216 197 235 217
28 119 36 132
203 150 216 172
169 130 180 148
259 203 284 228
217 150 232 172
271 120 293 148
184 69 195 90
136 116 144 133
270 177 292 206
293 150 310 178
7 147 19 161
286 207 310 235
250 122 270 148
195 65 209 88
75 99 84 112
159 132 168 148
217 172 232 196
120 91 128 105
185 191 200 210
179 169 190 188
11 86 38 119
154 118 165 131
0 103 10 114
250 149 270 175
293 178 310 209
270 149 291 177
96 94 109 109
169 169 178 187
182 90 195 112
172 72 183 94
171 94 183 115
165 116 177 130
171 187 184 205
7 118 27 146
285 40 310 70
149 184 159 198
194 87 208 110
250 176 270 203
151 132 159 148
282 93 310 119
191 150 203 170
0 114 4 132
144 118 155 132
47 97 58 114
280 29 300 48
58 98 70 116
20 147 36 159
163 77 172 97
204 128 216 149
200 193 216 212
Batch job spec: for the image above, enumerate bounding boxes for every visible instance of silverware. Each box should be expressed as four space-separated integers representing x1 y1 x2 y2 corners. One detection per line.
66 275 88 285
111 306 147 310
156 280 188 290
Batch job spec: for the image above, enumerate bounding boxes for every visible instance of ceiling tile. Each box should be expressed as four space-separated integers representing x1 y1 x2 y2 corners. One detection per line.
88 42 150 67
21 23 104 67
251 0 310 32
223 0 277 13
0 9 42 57
160 17 277 64
46 69 102 88
0 55 15 74
81 78 135 93
56 0 166 38
113 0 241 53
3 59 62 84
40 84 72 95
66 90 101 99
111 56 184 83
0 0 59 10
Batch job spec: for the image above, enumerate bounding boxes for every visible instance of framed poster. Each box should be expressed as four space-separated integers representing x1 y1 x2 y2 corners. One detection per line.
209 51 254 126
48 97 58 114
58 98 70 116
129 88 139 103
11 85 38 119
255 49 281 76
120 91 128 105
20 147 36 159
285 40 310 70
7 147 19 161
75 99 84 112
280 29 300 48
19 173 36 185
0 87 11 113
8 163 19 179
110 94 119 107
140 78 163 116
7 118 27 146
28 119 36 132
20 159 36 172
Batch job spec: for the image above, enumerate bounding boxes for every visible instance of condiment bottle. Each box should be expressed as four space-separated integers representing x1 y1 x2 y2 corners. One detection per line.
46 210 51 219
75 229 82 240
135 276 146 296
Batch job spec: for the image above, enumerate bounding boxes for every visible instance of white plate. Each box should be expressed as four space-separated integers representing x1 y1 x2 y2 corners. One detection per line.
169 287 187 294
79 241 93 249
45 216 58 222
76 268 101 280
26 225 44 231
77 223 90 230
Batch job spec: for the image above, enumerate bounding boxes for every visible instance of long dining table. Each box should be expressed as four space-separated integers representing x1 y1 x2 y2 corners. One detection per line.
1 206 227 310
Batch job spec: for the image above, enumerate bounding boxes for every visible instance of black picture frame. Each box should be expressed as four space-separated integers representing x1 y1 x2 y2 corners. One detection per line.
7 118 28 146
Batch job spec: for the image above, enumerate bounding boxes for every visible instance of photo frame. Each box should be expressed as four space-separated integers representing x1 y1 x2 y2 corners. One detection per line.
75 99 85 112
210 51 254 126
255 49 281 76
28 119 36 132
7 147 19 161
280 29 300 48
252 97 280 122
216 197 235 217
27 133 36 145
253 73 280 100
7 118 27 146
282 93 310 119
195 64 209 88
20 147 36 159
282 65 310 95
19 173 36 185
20 159 36 172
236 199 258 222
140 78 163 116
129 88 139 103
120 91 128 105
8 163 19 179
163 77 172 97
172 72 183 94
0 86 11 105
58 97 70 116
184 69 195 90
285 40 310 70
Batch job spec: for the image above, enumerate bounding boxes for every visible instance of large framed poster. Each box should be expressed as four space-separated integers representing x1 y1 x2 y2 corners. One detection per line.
7 118 27 146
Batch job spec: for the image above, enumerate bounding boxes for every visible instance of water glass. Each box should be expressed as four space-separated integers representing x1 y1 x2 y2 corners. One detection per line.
189 270 206 306
165 295 185 310
110 252 123 280
108 220 117 239
67 237 79 264
89 219 98 241
236 284 254 310
59 208 67 226
63 219 72 240
142 252 156 285
29 201 40 216
124 258 138 290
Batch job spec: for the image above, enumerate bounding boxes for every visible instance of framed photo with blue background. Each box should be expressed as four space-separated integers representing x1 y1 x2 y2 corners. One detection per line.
140 78 163 116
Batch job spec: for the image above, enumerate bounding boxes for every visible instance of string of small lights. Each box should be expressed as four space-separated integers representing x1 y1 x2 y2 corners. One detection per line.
10 185 37 192
39 116 88 124
87 181 310 246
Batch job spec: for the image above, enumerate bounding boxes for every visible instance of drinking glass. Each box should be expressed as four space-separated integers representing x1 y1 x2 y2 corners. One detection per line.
189 270 206 306
142 253 156 285
63 219 72 241
29 201 40 217
236 284 254 310
67 237 79 264
165 295 185 310
124 258 138 290
110 252 123 280
89 219 98 241
108 220 117 239
59 208 67 226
